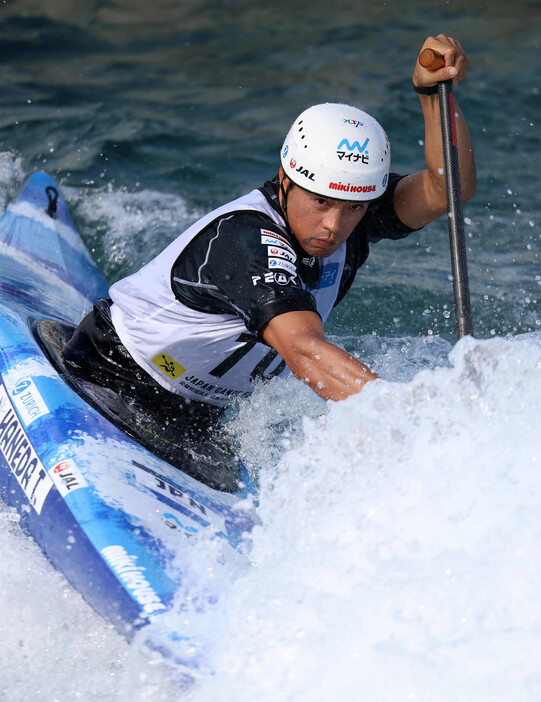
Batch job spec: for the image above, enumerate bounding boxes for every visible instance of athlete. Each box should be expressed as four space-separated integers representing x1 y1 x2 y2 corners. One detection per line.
63 34 475 488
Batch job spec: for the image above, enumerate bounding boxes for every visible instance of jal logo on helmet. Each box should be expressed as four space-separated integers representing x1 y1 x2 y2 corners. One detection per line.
290 159 315 182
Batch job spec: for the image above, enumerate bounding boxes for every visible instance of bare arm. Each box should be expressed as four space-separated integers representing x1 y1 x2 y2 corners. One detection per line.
394 34 477 230
261 310 378 402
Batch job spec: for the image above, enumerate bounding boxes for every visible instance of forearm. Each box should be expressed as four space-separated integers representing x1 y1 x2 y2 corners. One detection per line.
261 310 379 402
394 34 477 229
419 92 476 205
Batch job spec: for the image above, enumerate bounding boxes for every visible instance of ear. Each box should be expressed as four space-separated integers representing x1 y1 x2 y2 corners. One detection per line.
278 167 293 190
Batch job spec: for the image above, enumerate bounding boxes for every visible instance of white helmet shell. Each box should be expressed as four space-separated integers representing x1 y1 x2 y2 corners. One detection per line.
280 103 390 201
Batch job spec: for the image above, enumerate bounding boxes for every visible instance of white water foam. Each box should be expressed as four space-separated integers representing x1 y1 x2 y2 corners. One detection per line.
65 184 200 281
1 333 540 701
0 151 25 211
137 333 541 701
0 503 128 701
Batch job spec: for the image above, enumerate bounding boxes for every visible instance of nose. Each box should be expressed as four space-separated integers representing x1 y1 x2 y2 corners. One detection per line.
322 208 343 235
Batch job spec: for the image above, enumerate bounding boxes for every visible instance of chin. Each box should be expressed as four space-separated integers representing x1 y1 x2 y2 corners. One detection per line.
323 249 338 258
310 247 336 258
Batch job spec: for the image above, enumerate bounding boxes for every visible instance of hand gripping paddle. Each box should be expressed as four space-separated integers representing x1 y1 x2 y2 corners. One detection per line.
419 48 474 339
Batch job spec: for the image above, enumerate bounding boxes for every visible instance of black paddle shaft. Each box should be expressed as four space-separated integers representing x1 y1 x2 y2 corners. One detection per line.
438 79 474 338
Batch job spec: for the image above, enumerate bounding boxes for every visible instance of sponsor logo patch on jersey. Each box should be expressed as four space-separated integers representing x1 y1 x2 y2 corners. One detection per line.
274 272 292 286
261 235 295 252
267 246 296 263
268 258 297 276
151 353 186 379
253 271 295 286
252 272 280 286
260 229 294 251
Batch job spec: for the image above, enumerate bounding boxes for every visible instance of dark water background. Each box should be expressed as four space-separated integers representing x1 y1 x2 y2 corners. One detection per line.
1 0 539 344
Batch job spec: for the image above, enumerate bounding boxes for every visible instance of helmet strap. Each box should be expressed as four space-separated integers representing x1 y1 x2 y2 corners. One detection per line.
279 176 293 229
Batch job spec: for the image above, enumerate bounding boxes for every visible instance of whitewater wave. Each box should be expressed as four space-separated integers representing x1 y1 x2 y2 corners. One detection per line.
140 333 541 702
64 183 200 282
2 334 540 701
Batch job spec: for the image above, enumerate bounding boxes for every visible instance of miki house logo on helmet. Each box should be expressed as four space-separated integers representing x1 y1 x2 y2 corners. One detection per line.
329 181 376 194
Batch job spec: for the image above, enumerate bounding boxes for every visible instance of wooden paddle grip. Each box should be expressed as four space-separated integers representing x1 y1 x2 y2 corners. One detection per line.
418 48 445 71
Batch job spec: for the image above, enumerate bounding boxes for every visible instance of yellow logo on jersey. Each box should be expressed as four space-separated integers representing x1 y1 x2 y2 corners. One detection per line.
151 353 186 379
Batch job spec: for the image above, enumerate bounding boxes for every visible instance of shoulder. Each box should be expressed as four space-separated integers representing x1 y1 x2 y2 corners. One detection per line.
174 208 297 290
210 210 288 242
204 178 287 245
193 210 295 268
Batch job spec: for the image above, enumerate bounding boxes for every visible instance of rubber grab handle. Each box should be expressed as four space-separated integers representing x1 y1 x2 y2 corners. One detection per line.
418 48 445 71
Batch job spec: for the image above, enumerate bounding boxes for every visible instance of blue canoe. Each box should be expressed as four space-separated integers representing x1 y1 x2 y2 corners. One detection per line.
0 172 256 655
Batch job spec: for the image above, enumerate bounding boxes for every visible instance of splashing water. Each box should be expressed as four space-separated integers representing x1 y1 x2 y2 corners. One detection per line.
120 334 541 701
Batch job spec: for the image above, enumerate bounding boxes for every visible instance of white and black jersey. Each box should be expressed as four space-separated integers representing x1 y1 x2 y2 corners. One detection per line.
109 174 416 406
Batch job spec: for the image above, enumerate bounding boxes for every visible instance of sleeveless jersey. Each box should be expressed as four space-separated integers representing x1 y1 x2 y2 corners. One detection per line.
110 176 414 406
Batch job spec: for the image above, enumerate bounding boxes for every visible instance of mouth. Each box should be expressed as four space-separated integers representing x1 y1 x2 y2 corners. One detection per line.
312 238 335 249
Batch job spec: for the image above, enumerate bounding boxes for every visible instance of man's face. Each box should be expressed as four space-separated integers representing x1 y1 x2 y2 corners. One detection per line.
282 179 369 258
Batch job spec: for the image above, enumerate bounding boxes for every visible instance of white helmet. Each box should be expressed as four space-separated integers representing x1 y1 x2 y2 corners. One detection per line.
280 103 390 201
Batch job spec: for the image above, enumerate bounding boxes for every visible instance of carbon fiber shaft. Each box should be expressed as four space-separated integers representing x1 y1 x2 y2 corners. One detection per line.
438 79 474 339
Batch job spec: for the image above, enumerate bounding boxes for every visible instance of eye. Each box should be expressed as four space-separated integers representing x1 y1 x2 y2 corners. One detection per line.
314 197 329 207
351 202 368 212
